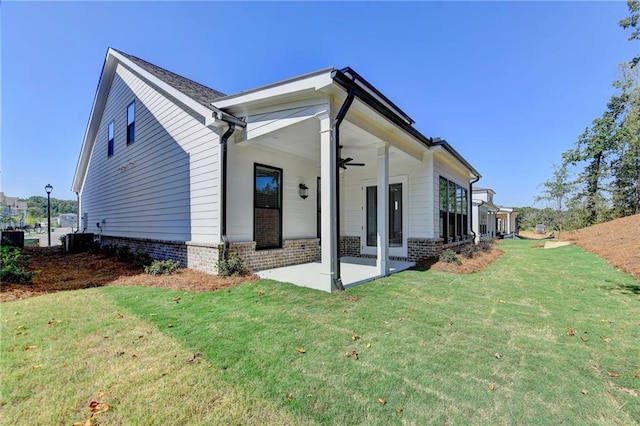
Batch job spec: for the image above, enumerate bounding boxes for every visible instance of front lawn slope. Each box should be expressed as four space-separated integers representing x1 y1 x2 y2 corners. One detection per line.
107 240 639 425
0 289 305 425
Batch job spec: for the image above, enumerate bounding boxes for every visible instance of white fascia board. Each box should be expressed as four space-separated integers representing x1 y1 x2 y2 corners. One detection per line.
72 50 117 192
109 49 216 125
213 68 335 111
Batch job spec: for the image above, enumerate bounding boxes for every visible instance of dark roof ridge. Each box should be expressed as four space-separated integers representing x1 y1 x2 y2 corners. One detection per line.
112 48 227 109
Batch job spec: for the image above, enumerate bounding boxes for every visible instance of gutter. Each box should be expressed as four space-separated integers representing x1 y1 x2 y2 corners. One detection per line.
331 68 481 179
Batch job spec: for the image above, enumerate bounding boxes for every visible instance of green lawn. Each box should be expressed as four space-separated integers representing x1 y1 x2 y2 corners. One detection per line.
2 240 639 425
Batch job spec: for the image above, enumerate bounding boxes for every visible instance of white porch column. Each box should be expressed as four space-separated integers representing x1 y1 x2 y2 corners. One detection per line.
507 212 512 234
376 143 389 276
318 112 339 292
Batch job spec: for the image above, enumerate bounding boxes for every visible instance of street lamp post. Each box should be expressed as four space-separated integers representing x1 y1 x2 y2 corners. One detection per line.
45 184 53 246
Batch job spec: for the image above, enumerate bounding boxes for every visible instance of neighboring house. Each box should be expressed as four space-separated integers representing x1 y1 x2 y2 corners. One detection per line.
472 187 498 242
496 206 518 235
0 192 27 229
72 48 481 292
57 213 78 228
471 187 518 242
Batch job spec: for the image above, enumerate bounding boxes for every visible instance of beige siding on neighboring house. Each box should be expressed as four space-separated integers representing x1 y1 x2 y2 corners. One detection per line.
80 64 221 244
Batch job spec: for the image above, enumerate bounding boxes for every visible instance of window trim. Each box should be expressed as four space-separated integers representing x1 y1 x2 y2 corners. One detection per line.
107 121 115 157
126 101 135 145
253 163 283 250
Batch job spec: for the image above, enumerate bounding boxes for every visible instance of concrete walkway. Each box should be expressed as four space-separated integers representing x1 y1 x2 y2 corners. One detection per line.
257 256 415 291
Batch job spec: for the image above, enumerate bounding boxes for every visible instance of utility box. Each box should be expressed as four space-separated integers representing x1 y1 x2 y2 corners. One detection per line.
65 233 94 253
1 231 25 248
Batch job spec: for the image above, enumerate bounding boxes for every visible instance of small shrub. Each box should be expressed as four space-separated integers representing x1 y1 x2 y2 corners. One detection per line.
102 244 116 258
115 245 131 262
478 237 495 252
439 249 461 265
217 252 247 277
460 244 477 259
144 259 181 276
133 249 152 267
88 240 102 254
1 245 38 284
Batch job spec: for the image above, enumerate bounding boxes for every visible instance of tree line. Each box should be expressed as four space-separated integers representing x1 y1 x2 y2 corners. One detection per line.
536 0 639 233
20 196 78 225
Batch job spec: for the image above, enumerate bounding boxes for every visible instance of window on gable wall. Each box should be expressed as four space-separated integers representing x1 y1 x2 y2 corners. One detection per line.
439 177 469 244
107 121 114 157
127 101 135 144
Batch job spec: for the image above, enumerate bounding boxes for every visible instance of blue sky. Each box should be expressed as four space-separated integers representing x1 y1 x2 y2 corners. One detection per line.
1 1 636 206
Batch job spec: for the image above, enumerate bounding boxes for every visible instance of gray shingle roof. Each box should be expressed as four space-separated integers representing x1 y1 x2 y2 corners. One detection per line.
114 49 226 109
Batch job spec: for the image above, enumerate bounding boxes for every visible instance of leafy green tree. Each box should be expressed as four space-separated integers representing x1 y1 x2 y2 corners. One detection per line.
610 64 640 215
535 163 575 239
619 0 640 67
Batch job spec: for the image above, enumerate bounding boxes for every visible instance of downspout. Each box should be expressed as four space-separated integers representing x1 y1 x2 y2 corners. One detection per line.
469 175 480 243
332 88 355 291
220 123 236 260
75 192 80 233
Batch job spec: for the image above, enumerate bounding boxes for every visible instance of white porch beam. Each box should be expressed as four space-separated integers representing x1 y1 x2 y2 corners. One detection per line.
376 143 390 276
318 112 339 292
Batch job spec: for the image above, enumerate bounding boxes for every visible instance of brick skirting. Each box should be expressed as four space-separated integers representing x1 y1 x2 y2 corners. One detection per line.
230 238 320 272
407 238 444 262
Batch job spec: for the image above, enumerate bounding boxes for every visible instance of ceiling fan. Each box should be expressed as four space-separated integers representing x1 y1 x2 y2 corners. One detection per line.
339 146 365 169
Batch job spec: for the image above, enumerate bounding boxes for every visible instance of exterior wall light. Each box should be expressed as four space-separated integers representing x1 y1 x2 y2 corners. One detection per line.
299 183 309 200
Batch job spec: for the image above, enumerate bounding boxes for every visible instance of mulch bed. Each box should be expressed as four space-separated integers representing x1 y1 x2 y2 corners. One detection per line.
415 246 504 274
0 247 257 303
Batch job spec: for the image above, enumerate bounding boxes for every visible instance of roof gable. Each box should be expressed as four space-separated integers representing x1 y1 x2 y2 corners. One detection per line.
113 49 226 109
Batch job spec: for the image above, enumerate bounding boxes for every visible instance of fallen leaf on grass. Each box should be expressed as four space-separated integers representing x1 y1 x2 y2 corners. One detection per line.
581 336 589 342
607 372 621 378
89 400 109 415
115 313 124 319
378 397 387 405
497 299 505 304
32 364 42 369
494 352 503 359
396 406 403 413
489 384 496 391
187 353 202 364
287 392 294 400
581 389 589 395
600 335 611 342
167 324 173 328
566 328 576 336
173 296 181 303
633 370 640 378
345 350 358 360
367 343 371 348
24 345 37 350
352 333 360 340
296 347 306 354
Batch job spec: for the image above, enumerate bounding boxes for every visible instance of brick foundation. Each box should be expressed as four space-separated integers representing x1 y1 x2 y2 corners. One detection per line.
100 235 221 274
339 236 360 257
230 238 320 272
407 238 444 263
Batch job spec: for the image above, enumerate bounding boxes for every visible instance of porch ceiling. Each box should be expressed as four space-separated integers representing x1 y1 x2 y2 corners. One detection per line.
243 117 415 165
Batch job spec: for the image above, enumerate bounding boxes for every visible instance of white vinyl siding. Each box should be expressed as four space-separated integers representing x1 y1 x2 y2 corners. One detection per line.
80 64 220 244
341 155 435 241
226 141 320 243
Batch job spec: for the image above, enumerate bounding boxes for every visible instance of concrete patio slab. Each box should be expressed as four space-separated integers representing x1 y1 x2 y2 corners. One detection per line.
257 256 415 291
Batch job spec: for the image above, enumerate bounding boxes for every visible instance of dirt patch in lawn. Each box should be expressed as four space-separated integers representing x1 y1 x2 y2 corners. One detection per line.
565 214 640 282
1 247 257 303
